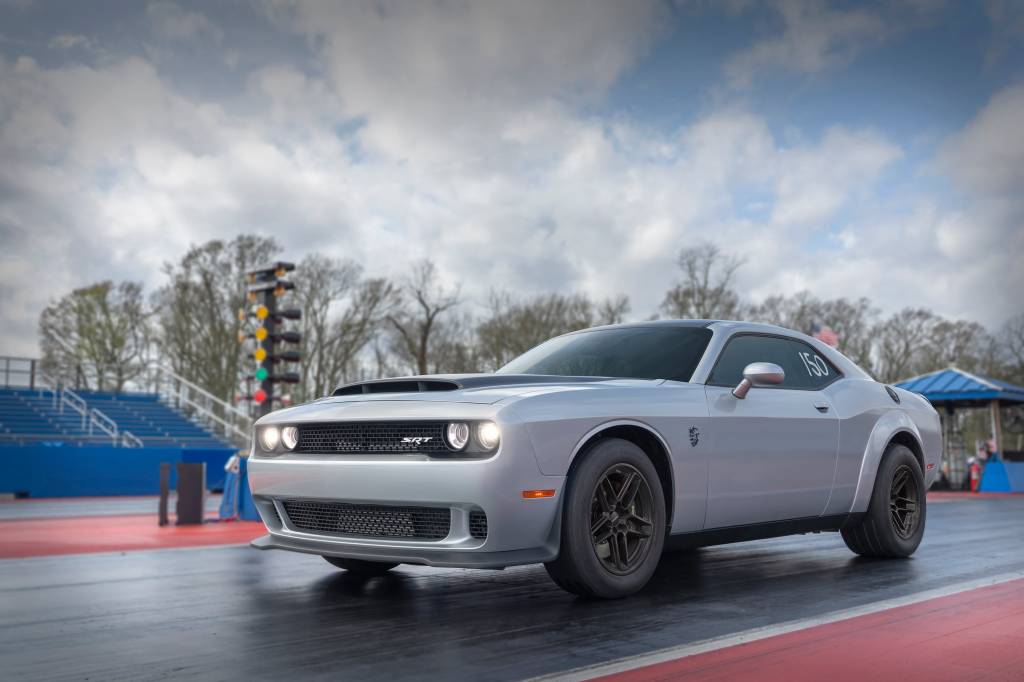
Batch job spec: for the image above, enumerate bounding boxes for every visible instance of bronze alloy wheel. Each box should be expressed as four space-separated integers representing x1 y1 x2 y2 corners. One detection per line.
589 463 656 575
889 463 921 540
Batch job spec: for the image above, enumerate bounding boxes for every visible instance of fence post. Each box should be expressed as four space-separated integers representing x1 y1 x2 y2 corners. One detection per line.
29 359 35 390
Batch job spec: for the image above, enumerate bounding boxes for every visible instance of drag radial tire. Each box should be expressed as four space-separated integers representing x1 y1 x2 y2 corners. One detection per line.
322 556 399 575
545 438 666 599
841 443 926 558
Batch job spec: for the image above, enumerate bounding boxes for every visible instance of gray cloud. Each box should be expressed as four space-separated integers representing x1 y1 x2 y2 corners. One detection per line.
0 1 1021 359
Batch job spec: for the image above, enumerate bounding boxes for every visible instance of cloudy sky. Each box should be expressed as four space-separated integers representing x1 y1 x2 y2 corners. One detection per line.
1 0 1022 356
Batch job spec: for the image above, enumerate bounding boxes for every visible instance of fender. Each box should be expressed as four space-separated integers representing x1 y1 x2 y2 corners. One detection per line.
849 411 924 513
568 418 674 467
566 418 682 530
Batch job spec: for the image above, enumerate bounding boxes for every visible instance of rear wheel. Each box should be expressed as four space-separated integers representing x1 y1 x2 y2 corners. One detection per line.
545 438 666 598
322 556 399 575
841 443 926 557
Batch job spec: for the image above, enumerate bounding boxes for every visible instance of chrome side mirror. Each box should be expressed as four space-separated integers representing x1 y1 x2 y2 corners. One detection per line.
732 362 785 399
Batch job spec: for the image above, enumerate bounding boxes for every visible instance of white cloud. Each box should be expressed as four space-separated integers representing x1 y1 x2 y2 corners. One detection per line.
0 2 1020 360
145 1 222 43
724 0 888 87
270 0 668 162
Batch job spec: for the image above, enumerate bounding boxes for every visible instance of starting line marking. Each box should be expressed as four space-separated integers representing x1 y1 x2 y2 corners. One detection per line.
531 568 1024 682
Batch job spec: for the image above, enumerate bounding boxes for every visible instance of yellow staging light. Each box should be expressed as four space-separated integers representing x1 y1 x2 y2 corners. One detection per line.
255 327 268 341
273 284 286 297
247 291 257 303
254 347 267 362
256 305 269 320
275 267 286 278
237 308 245 322
237 330 246 345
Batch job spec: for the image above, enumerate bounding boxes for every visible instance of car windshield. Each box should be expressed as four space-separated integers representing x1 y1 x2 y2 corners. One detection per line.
497 326 713 382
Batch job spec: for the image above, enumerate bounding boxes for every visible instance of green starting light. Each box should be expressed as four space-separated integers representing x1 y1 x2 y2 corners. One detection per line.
255 367 268 382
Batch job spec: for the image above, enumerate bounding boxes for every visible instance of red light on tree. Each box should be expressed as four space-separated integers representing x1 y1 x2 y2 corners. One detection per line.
253 388 267 404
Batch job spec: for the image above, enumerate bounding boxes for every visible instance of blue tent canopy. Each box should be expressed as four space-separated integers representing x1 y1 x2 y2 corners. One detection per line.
895 367 1024 406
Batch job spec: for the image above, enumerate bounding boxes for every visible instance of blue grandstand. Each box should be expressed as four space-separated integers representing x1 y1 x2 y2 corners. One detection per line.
0 388 231 449
0 385 238 497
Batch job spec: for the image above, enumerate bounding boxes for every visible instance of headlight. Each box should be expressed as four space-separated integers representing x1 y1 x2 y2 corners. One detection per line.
477 421 500 450
446 422 470 450
281 426 298 450
258 426 280 451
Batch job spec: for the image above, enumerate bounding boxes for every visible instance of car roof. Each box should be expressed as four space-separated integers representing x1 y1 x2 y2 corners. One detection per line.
576 319 873 380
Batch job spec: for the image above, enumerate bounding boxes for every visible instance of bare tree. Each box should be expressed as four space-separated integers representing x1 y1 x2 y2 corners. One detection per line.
748 292 878 374
920 319 992 374
153 235 280 403
872 308 939 383
386 260 461 375
39 281 151 391
292 254 398 399
999 313 1024 385
661 242 744 320
597 294 631 325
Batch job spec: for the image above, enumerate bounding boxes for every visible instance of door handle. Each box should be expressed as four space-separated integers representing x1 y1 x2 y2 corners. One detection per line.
813 403 830 413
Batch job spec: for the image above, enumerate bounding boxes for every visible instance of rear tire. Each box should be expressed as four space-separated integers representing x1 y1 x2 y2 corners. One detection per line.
322 556 399 575
841 443 926 558
545 438 666 599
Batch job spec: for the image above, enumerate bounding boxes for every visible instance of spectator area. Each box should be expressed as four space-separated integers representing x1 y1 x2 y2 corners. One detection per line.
0 388 230 449
0 388 236 496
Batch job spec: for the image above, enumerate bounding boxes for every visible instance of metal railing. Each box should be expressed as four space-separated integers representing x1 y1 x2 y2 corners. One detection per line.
132 363 252 448
0 356 40 389
2 349 251 449
26 369 143 448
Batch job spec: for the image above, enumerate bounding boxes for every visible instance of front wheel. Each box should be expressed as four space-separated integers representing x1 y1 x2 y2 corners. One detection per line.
322 556 399 575
545 438 666 598
841 443 926 558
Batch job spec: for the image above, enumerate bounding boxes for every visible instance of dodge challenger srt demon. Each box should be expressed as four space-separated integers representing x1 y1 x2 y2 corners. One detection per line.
248 320 940 598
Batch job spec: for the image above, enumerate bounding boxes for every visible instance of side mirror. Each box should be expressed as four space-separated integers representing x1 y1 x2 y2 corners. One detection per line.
732 362 785 399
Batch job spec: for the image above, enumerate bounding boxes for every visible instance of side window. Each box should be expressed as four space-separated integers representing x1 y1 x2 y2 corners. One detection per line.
709 335 841 390
785 339 840 389
709 335 793 387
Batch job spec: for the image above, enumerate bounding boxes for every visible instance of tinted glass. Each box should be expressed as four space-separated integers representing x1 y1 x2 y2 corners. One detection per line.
709 335 840 389
497 327 713 382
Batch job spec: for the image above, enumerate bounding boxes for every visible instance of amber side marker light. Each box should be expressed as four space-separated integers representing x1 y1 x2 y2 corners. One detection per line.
522 489 556 499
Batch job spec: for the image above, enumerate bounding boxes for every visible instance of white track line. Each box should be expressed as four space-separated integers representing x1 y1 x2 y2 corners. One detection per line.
531 569 1024 682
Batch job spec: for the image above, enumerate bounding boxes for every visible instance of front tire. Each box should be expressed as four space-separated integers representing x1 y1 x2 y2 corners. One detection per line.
322 556 399 575
545 438 666 598
841 443 926 558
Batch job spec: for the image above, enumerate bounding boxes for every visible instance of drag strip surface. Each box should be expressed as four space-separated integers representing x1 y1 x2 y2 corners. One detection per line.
2 496 1023 681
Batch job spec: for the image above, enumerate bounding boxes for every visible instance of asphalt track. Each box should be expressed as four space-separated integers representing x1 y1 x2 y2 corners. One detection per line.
1 495 1022 681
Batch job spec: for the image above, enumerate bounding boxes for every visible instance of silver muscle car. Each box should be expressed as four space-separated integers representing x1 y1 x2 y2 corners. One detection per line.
248 320 940 598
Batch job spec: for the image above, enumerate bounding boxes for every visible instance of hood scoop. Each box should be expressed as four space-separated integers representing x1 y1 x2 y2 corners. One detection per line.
332 374 611 397
333 379 459 396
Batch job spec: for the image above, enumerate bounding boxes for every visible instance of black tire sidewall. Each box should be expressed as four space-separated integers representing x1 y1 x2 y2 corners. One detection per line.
869 444 926 556
559 438 666 598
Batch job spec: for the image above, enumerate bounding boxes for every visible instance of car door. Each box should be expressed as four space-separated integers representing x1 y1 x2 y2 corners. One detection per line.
703 333 840 528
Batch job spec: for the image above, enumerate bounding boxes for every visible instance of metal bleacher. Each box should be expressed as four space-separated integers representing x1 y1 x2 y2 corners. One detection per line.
74 391 232 449
0 387 231 449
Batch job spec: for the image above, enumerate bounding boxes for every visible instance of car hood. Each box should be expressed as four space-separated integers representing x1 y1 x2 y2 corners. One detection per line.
257 374 668 425
326 374 663 405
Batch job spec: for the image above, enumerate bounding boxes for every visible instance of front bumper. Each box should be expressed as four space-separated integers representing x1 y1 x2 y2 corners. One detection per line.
247 429 565 569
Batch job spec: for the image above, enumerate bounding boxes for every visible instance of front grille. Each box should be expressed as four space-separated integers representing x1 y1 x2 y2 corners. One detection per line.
295 421 451 454
469 510 488 539
282 500 451 540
